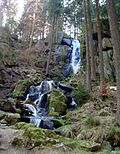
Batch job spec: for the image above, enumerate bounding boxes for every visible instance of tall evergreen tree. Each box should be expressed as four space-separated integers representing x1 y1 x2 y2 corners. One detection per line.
87 0 96 81
83 0 91 91
106 0 120 121
96 0 105 96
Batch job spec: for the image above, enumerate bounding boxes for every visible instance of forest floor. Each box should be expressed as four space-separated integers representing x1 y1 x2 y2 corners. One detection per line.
0 124 91 154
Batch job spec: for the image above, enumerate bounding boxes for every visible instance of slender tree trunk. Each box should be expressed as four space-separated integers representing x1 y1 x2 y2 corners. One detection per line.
87 0 96 81
106 0 120 121
83 0 91 91
29 0 38 50
45 17 55 75
96 0 105 95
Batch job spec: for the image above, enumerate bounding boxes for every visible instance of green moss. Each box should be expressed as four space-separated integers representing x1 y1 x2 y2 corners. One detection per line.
12 137 24 147
96 150 111 154
48 89 67 116
58 124 75 138
12 79 34 97
15 122 35 129
4 113 20 125
65 109 82 124
85 115 101 127
48 111 59 117
52 118 65 127
13 123 101 151
71 83 90 106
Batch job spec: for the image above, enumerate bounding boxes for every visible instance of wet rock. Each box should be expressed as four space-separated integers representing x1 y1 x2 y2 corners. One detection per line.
58 83 74 94
40 118 54 130
48 89 67 116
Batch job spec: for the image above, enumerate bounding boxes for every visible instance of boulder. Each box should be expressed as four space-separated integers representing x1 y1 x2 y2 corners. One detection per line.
0 110 20 125
12 79 34 97
48 89 67 116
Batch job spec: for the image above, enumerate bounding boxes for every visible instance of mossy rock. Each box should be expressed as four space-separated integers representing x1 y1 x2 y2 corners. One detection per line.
15 122 36 129
12 137 24 147
0 111 20 124
12 79 34 97
13 123 101 151
4 112 20 125
48 89 67 116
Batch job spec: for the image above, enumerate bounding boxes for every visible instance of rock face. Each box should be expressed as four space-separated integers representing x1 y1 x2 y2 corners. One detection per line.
48 89 67 116
103 50 115 81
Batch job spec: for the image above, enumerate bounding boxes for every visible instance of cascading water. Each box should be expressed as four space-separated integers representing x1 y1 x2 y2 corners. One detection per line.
70 39 81 74
61 38 81 77
20 80 77 129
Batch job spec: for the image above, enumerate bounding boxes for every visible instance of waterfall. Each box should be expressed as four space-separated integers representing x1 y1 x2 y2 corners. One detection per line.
39 80 54 94
22 80 55 128
21 80 77 129
70 39 80 74
61 37 81 76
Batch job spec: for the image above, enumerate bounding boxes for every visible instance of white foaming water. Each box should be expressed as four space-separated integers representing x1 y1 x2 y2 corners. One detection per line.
71 39 81 74
36 94 44 109
33 99 39 105
39 80 54 94
30 118 41 127
71 98 77 107
26 94 29 101
24 104 37 116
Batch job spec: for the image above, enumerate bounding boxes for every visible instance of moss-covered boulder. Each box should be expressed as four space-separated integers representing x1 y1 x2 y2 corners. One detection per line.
0 111 20 125
12 79 34 97
48 89 67 116
13 122 101 152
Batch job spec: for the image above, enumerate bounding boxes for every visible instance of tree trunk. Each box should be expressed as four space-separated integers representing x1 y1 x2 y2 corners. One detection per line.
106 0 120 121
83 0 91 91
45 17 55 75
87 0 96 81
29 0 38 50
96 0 105 95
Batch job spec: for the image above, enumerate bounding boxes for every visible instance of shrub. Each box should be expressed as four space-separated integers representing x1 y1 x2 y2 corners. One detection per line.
71 83 90 106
